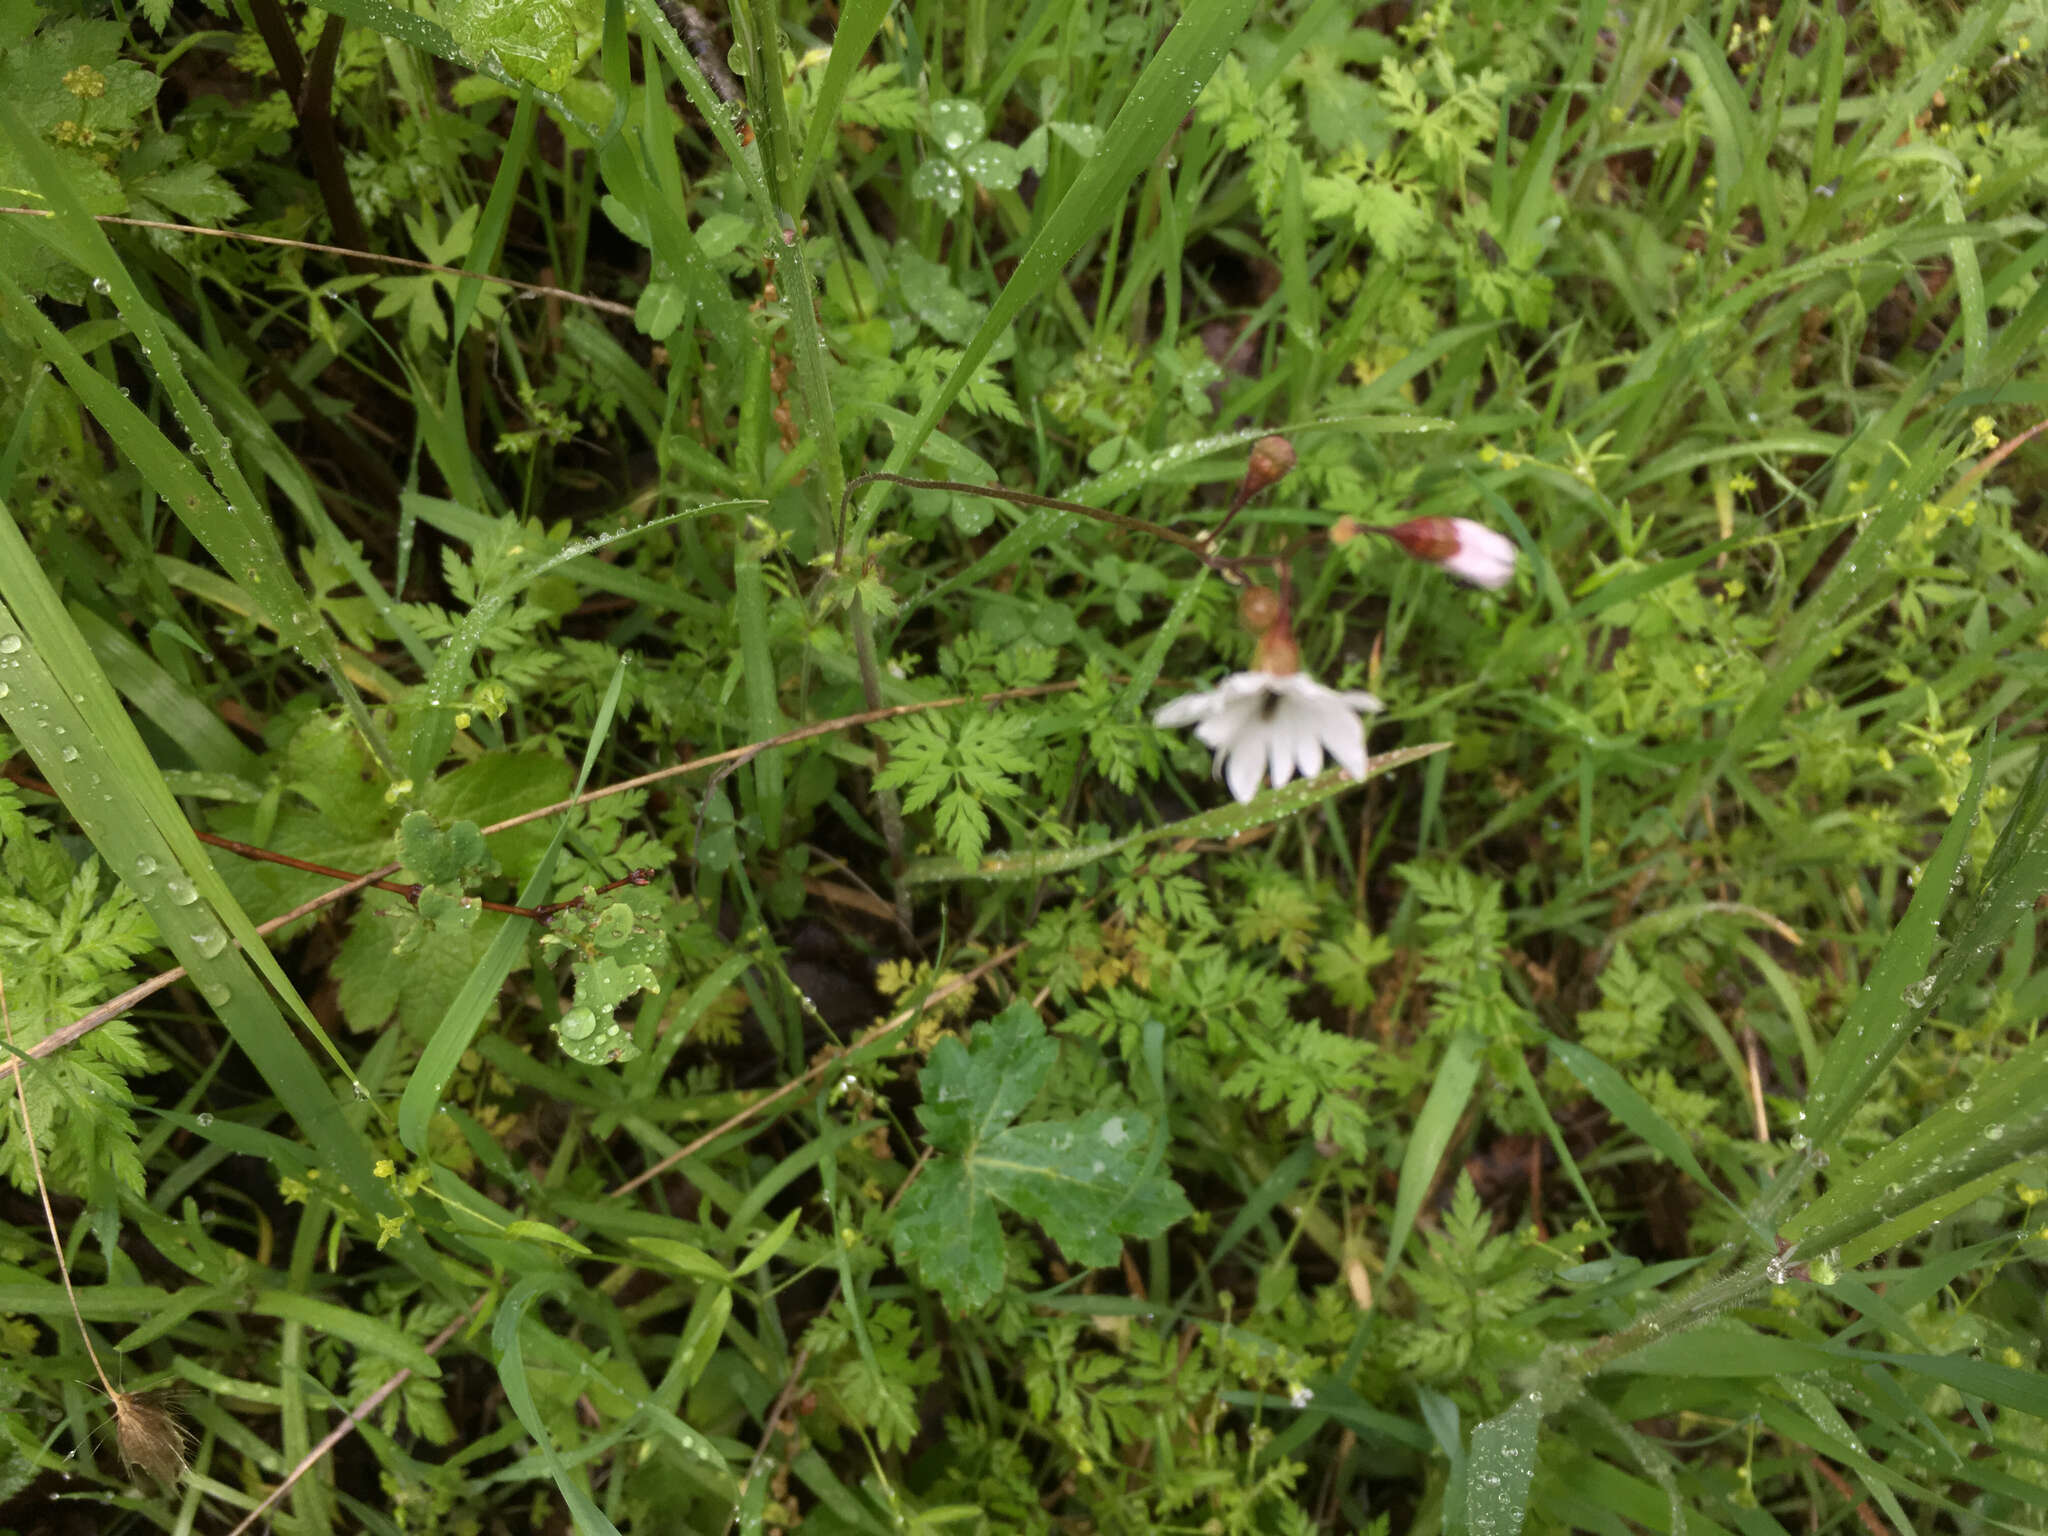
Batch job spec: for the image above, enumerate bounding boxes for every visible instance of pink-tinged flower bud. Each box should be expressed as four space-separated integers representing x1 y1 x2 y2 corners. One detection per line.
1384 517 1517 589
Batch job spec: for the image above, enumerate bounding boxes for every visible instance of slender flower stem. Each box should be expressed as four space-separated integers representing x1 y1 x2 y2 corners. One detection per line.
834 472 1277 584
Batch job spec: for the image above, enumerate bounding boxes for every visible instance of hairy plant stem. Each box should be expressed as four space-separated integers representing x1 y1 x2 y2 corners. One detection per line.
1563 1251 1775 1379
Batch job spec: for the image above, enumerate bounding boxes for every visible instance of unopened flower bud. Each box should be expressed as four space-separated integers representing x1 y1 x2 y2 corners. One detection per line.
1380 517 1461 562
1240 435 1296 500
1330 515 1360 545
1384 517 1518 589
1239 584 1283 633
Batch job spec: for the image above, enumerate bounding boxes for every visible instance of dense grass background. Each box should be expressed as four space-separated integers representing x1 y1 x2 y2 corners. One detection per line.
2 0 2047 1531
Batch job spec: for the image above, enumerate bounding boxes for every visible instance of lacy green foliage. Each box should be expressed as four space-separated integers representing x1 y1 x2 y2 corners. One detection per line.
991 1315 1323 1536
1222 1022 1381 1158
345 1301 460 1446
1314 918 1393 1010
800 1298 939 1454
372 204 510 351
1196 10 1549 341
0 794 157 1199
829 61 918 131
0 1363 36 1504
873 707 1038 867
1402 859 1524 1040
1230 872 1322 967
1389 1174 1551 1394
892 1002 1192 1311
1575 943 1672 1065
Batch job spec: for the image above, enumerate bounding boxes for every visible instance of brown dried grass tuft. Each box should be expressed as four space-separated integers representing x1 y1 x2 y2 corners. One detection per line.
109 1389 190 1489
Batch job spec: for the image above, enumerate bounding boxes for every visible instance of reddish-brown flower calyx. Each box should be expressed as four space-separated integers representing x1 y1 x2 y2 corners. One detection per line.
1379 516 1461 561
1251 615 1300 676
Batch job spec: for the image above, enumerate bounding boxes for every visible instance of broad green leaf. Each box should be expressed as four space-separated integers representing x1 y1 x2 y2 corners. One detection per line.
494 1274 625 1536
1607 1320 1844 1378
893 1002 1192 1310
503 1221 596 1257
252 1291 442 1377
1468 1392 1541 1536
794 0 891 204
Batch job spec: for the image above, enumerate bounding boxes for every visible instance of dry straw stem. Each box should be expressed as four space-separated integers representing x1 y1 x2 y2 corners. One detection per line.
0 682 1078 1085
221 1299 482 1536
0 205 636 317
1 970 189 1491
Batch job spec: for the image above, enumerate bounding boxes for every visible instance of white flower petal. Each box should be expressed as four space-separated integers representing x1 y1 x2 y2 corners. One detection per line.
1214 674 1274 704
1268 722 1301 792
1292 720 1325 782
1444 520 1518 590
1154 691 1220 727
1223 730 1268 803
1321 706 1369 780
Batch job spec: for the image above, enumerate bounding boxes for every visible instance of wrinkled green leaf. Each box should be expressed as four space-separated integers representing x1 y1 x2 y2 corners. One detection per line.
893 1002 1191 1310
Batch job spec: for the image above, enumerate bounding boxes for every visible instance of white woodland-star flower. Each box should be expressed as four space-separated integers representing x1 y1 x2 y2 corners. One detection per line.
1155 670 1384 804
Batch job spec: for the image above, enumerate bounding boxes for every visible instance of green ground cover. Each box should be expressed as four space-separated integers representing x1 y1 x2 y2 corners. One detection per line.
2 0 2047 1530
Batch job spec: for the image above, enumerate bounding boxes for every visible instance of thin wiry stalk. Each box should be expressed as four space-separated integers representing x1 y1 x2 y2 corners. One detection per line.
0 206 636 316
2 972 189 1491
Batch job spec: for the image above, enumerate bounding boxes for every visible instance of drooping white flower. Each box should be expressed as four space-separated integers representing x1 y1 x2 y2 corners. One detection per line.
1155 670 1384 805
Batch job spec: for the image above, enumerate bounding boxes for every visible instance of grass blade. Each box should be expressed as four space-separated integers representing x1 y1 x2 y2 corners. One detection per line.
1801 740 1989 1146
1382 1031 1483 1288
848 0 1258 549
